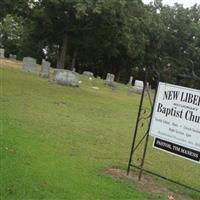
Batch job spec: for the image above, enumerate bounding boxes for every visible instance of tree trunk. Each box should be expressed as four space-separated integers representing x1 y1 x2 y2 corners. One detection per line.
116 70 121 82
56 45 61 68
57 35 68 69
71 49 77 70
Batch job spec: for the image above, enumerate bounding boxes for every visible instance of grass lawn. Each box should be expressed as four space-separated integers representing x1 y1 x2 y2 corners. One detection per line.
0 60 200 200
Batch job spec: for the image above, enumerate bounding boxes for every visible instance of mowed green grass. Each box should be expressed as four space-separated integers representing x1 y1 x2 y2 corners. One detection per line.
0 64 200 200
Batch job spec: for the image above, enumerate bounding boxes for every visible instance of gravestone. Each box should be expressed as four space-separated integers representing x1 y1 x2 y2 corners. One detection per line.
111 82 118 92
128 76 133 85
22 57 38 73
0 48 5 58
128 80 149 95
91 77 96 86
40 59 51 78
54 69 79 87
132 80 144 94
83 71 94 77
133 80 144 93
9 54 17 60
72 67 76 72
105 73 115 86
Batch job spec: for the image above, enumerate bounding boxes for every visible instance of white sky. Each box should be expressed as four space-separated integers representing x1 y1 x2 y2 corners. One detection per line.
142 0 200 7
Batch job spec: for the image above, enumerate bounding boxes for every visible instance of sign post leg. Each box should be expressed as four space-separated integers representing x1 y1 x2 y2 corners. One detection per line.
138 79 159 181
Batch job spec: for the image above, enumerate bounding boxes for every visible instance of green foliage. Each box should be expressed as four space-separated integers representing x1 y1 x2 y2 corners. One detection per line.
0 15 23 56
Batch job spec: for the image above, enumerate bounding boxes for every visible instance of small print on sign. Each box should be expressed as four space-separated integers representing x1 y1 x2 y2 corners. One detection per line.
149 82 200 162
154 138 200 162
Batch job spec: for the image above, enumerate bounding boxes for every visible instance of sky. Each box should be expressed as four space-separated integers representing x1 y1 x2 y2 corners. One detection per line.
142 0 200 7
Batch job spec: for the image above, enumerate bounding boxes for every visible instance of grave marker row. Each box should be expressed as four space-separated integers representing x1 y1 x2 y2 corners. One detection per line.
9 54 17 60
22 56 79 87
21 57 149 92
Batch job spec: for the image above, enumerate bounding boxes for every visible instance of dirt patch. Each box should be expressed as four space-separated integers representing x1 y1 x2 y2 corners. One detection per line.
0 58 22 69
106 168 193 200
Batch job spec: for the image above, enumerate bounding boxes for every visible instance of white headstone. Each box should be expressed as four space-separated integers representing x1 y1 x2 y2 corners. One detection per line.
83 71 94 77
22 57 38 73
135 80 144 88
0 48 5 58
41 60 51 78
9 54 16 60
131 80 149 94
72 68 76 72
128 76 133 85
54 69 79 87
105 73 115 86
91 78 97 86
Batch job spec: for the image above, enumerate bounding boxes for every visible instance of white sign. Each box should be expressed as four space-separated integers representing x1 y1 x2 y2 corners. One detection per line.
149 82 200 162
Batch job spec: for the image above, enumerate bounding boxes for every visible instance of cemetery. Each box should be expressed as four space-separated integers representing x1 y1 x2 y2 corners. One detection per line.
1 0 200 200
1 58 200 200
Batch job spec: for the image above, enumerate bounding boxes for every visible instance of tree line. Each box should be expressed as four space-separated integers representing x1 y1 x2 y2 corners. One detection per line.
0 0 200 85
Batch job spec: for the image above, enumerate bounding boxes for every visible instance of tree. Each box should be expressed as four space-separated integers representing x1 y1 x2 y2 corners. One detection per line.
0 15 23 56
1 0 199 85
